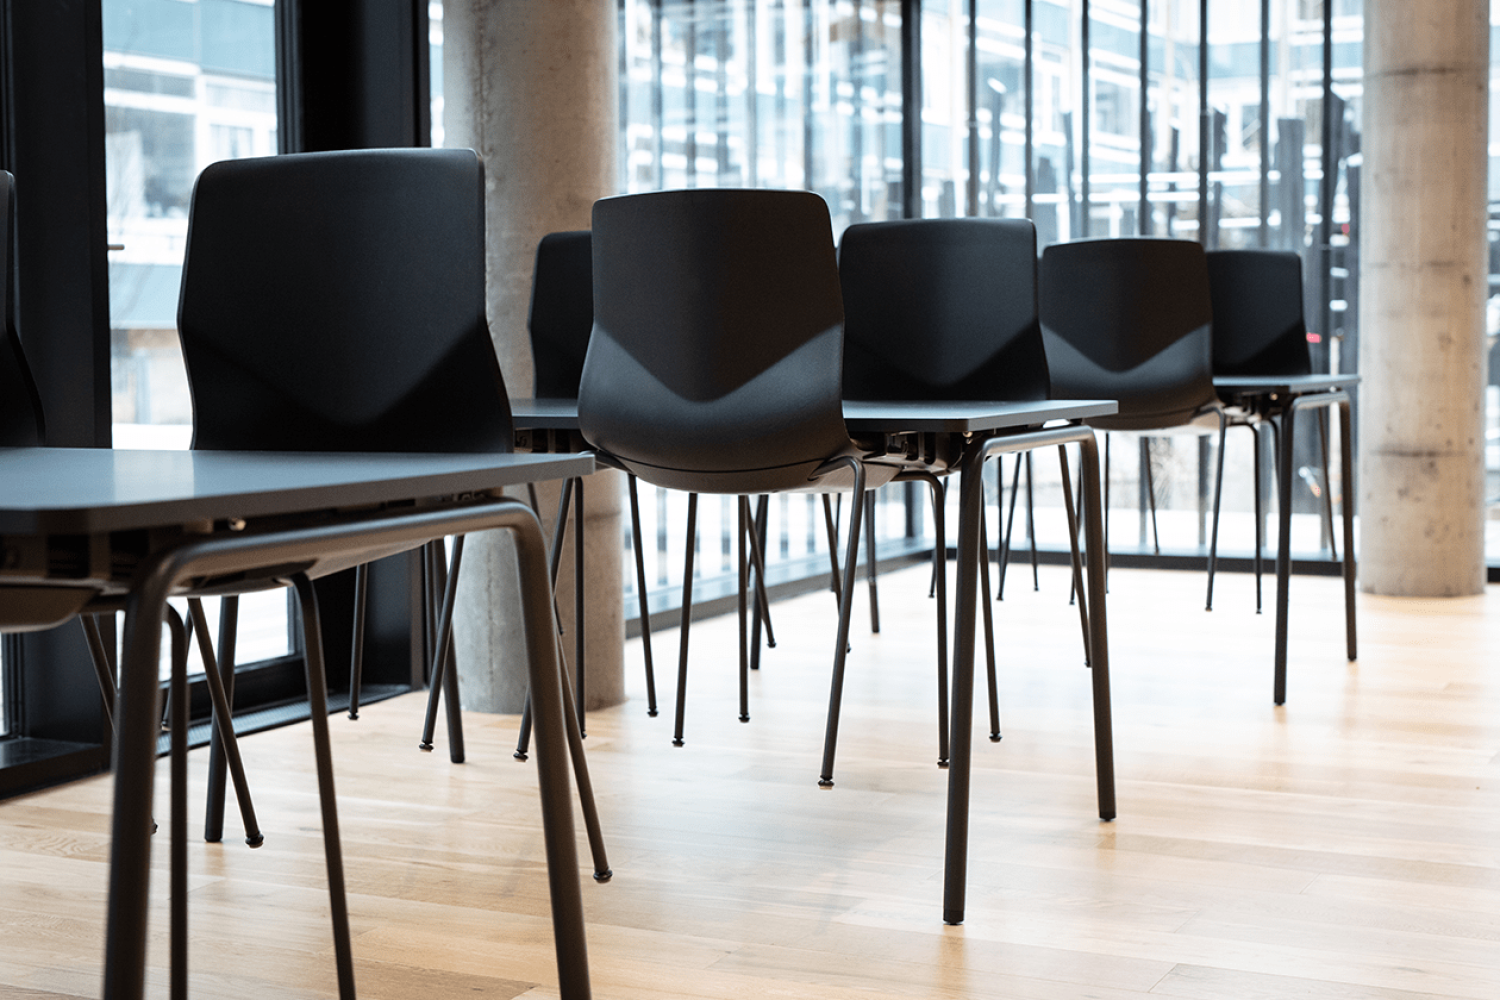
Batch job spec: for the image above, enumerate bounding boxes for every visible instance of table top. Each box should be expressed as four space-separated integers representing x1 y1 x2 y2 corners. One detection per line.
840 398 1116 433
1214 374 1360 395
510 397 1119 435
0 448 593 536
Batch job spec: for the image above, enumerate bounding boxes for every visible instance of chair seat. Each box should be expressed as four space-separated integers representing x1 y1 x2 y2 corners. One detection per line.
0 585 97 632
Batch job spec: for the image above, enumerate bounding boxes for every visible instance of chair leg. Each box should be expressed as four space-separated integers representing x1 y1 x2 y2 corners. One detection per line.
747 494 777 670
1139 437 1162 555
1252 423 1265 613
673 493 699 747
918 474 950 766
554 631 613 882
627 474 659 715
187 598 263 848
347 563 368 719
202 597 238 843
1204 413 1228 611
419 536 467 763
1319 408 1337 560
996 454 1023 601
1025 451 1039 590
1102 433 1111 567
164 604 189 1000
289 575 356 1000
821 493 843 604
515 478 579 760
1059 444 1092 666
573 477 586 737
864 490 880 634
81 614 115 732
818 462 867 788
738 497 751 723
1338 399 1357 663
977 480 1001 744
511 671 614 883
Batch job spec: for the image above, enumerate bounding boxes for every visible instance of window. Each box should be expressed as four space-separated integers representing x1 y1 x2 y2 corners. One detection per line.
103 0 290 667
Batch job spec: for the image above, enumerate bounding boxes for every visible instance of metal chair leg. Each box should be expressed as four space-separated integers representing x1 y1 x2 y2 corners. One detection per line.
516 477 585 760
573 477 586 736
818 460 867 788
418 536 467 762
347 563 368 719
1026 451 1039 590
996 454 1023 600
1204 412 1229 611
1251 423 1265 613
1059 444 1091 666
977 481 1001 743
864 490 879 634
1319 408 1337 559
81 614 115 732
673 493 699 747
202 597 238 843
1142 437 1162 554
915 474 950 766
747 494 777 671
821 493 842 603
627 474 659 715
187 598 263 848
737 497 751 723
561 656 612 881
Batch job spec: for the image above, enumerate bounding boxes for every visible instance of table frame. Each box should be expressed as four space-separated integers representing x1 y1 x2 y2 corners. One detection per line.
1 450 595 1000
1214 376 1358 703
510 399 1120 926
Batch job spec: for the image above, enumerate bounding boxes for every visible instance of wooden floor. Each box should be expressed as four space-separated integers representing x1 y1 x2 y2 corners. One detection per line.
3 562 1499 999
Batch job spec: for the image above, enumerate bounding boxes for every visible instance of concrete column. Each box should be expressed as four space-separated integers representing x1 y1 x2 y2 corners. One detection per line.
1358 0 1489 597
443 0 625 712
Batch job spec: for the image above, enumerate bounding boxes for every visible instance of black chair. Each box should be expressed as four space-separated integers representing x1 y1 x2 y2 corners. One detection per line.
1207 247 1336 611
524 229 780 736
175 148 613 987
1040 237 1228 610
526 229 660 726
839 216 1079 748
580 188 899 786
1 167 259 840
1 167 265 997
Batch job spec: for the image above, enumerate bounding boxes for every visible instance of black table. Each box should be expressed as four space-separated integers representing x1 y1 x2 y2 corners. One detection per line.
1214 375 1359 703
0 447 596 1000
511 397 1119 925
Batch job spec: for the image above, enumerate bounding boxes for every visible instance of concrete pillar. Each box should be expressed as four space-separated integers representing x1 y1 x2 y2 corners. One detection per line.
1358 0 1489 597
443 0 625 712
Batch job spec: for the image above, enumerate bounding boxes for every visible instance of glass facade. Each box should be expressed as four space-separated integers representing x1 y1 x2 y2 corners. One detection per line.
102 0 290 670
614 0 1398 607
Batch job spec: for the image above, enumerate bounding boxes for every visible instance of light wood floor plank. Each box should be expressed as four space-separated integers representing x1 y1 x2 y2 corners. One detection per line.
2 563 1498 997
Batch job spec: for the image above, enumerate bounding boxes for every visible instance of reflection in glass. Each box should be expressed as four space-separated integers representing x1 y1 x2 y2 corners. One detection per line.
103 0 288 663
621 0 904 236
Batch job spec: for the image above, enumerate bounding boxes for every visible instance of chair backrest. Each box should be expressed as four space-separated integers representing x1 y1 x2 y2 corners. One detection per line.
0 171 45 448
178 148 512 453
528 230 593 399
579 188 852 494
1205 248 1313 377
1039 237 1218 431
838 217 1048 402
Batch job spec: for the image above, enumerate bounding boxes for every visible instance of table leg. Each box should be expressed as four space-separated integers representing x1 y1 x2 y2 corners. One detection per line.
508 511 593 999
1274 405 1296 705
1339 399 1357 661
942 438 985 925
942 428 1115 926
1077 433 1116 821
105 567 176 1000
